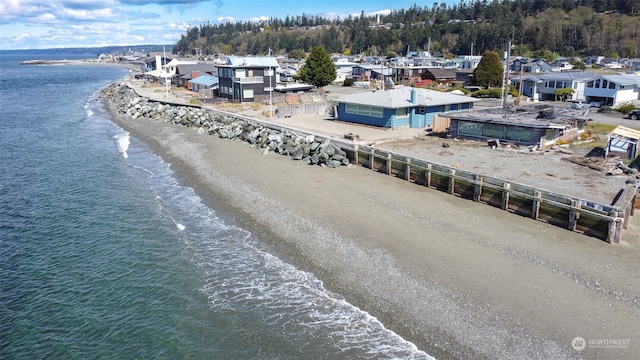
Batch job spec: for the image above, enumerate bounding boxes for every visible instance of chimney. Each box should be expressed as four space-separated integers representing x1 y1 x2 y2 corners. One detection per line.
410 88 416 103
155 55 161 70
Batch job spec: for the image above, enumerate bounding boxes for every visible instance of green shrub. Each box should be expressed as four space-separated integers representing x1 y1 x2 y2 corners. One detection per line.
447 86 470 95
343 78 355 87
471 88 503 98
614 103 638 114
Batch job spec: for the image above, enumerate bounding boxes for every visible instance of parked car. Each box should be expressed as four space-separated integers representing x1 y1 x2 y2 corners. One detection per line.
628 109 640 120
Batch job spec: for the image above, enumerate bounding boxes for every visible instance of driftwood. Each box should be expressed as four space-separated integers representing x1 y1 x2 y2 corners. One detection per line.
561 157 606 171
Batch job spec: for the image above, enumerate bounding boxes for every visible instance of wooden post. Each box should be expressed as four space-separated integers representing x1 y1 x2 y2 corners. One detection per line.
386 153 392 175
623 204 630 230
568 200 581 231
607 210 622 243
501 183 511 210
369 148 375 170
448 169 456 194
614 211 623 244
425 164 432 187
532 191 542 219
405 158 411 181
473 174 483 202
354 145 359 166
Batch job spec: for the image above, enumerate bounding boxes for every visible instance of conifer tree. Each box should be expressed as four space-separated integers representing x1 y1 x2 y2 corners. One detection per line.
474 50 503 88
298 46 336 88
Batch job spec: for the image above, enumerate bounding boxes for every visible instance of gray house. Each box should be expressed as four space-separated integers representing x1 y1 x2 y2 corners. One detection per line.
217 56 279 102
334 86 479 129
445 106 587 146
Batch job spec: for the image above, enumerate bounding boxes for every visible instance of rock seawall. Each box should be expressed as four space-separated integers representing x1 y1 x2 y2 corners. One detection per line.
102 82 350 168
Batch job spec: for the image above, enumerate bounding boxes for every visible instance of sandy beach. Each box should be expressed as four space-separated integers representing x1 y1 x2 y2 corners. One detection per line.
105 82 639 359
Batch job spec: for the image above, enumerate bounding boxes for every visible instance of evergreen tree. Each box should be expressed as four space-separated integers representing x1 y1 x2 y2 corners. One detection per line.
474 50 503 88
288 49 307 60
298 46 336 88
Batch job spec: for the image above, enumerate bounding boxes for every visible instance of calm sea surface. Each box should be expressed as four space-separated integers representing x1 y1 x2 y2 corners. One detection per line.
0 50 432 359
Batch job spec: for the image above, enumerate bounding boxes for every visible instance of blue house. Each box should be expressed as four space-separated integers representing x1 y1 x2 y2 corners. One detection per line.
334 87 479 129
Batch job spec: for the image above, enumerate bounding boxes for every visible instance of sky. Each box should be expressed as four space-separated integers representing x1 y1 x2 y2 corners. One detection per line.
0 0 455 50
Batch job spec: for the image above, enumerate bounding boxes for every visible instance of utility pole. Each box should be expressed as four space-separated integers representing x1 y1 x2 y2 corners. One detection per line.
269 48 273 118
501 41 511 108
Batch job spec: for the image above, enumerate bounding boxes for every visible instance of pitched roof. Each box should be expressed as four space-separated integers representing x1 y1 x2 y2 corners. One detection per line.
425 68 457 79
175 63 218 75
335 86 479 109
609 126 640 141
189 75 218 86
601 75 640 86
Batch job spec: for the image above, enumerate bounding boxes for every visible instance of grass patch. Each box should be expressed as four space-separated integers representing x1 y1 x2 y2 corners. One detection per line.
585 122 616 135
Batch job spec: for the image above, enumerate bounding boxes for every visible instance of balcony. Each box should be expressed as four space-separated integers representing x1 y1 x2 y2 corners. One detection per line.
233 76 264 84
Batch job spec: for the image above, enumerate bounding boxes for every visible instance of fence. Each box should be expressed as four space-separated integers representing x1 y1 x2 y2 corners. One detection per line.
344 145 637 243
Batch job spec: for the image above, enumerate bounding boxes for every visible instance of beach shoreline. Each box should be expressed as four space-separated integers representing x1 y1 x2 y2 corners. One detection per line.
103 81 640 359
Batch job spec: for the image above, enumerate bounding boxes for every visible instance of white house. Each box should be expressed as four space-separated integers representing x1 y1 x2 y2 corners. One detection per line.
584 75 640 107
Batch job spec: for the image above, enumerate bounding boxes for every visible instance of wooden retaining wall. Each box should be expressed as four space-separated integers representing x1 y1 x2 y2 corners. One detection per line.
348 144 637 243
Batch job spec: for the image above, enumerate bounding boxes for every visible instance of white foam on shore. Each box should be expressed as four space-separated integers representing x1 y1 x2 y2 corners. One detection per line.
114 132 130 159
116 123 434 359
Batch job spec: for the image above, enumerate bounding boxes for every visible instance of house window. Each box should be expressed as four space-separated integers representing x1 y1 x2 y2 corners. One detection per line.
396 108 408 117
609 82 616 89
236 69 246 78
545 129 555 140
602 80 608 88
458 121 482 136
482 124 505 138
505 127 531 142
595 79 600 88
417 106 426 114
243 89 254 99
370 107 383 117
248 70 254 77
264 69 274 76
587 81 594 88
345 104 383 118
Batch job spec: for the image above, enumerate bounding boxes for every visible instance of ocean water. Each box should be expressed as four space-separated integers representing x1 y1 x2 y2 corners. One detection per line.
0 51 432 359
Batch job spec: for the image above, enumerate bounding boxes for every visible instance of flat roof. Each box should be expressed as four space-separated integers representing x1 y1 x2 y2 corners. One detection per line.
445 105 587 129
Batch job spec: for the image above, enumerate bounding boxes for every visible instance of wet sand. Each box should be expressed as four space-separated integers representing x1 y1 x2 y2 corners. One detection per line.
105 87 640 359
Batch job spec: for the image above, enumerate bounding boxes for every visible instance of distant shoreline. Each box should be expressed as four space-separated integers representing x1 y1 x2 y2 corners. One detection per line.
20 58 142 72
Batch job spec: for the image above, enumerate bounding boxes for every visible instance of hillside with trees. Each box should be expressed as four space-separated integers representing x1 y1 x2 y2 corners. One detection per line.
173 0 639 58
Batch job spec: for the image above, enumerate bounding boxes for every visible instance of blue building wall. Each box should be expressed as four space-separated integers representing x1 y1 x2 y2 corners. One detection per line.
337 102 475 129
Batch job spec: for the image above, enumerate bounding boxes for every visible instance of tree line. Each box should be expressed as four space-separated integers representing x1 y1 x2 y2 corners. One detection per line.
173 0 640 59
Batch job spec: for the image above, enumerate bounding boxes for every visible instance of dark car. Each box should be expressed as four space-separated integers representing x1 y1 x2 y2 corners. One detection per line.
629 109 640 120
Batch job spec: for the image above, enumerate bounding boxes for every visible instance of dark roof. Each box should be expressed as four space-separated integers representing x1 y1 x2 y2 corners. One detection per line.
425 68 457 79
175 63 218 75
446 105 587 129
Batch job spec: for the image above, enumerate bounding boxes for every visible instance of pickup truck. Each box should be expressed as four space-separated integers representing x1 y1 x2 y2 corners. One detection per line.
628 109 640 120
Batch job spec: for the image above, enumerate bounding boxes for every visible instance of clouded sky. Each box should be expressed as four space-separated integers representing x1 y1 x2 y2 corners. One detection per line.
0 0 452 50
